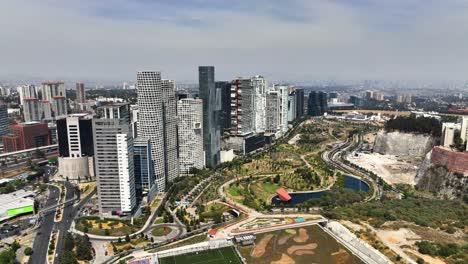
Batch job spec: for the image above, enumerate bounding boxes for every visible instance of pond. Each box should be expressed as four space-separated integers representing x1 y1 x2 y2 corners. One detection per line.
271 175 369 205
238 224 364 264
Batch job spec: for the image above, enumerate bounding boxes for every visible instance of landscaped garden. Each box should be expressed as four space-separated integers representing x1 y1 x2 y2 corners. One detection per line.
75 216 136 236
151 226 172 237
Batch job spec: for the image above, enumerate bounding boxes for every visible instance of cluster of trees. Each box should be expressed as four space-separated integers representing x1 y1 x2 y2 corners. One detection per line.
294 168 321 186
385 116 442 136
175 207 201 231
0 179 26 194
326 198 468 230
302 188 366 208
416 241 467 262
0 240 21 263
60 233 93 264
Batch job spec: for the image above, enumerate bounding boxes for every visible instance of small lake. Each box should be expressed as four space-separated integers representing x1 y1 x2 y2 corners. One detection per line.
271 175 370 205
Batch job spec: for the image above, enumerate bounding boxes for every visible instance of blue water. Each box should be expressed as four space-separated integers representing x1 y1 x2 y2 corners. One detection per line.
271 175 370 205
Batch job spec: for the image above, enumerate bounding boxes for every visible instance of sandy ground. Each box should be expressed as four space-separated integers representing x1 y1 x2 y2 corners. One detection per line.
347 152 418 185
342 220 446 264
375 228 445 264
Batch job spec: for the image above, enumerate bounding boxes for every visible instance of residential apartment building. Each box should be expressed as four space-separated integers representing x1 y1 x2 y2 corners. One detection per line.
177 98 204 174
93 103 136 216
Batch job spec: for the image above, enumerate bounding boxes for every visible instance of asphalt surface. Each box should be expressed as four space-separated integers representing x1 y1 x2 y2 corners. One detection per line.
30 184 60 264
52 181 76 264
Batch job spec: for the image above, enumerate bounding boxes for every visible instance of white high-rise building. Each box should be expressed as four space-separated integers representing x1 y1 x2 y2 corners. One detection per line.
161 79 179 184
93 103 136 216
137 72 179 192
251 75 266 133
41 82 66 101
441 122 461 148
23 98 41 122
17 85 37 103
266 90 280 135
178 98 204 174
275 85 289 136
461 116 468 151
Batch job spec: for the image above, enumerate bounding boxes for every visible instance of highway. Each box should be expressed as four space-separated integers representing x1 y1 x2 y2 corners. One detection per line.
30 185 60 264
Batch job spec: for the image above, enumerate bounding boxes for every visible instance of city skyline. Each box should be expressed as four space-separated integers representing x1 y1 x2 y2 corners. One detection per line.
1 1 468 82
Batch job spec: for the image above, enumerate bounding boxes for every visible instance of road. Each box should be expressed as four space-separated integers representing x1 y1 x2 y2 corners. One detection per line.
52 181 78 264
29 185 60 264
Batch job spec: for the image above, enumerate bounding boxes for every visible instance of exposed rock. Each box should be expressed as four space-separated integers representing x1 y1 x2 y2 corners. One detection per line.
373 131 434 157
415 148 468 199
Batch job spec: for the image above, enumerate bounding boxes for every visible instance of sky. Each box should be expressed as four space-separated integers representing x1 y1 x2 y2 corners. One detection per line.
1 0 468 83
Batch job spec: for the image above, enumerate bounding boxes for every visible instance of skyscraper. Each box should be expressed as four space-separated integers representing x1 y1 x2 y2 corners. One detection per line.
216 81 231 132
93 103 136 216
287 90 297 122
0 102 8 137
76 83 86 103
276 85 290 135
178 98 204 174
17 85 37 103
198 66 221 168
23 98 41 122
266 90 280 135
161 79 179 184
137 72 165 192
52 96 67 118
295 88 305 118
42 82 66 101
308 91 328 116
137 71 179 192
251 75 267 133
230 78 255 135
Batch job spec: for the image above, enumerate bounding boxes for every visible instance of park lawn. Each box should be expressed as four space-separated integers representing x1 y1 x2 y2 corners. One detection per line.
154 217 164 224
75 217 135 236
151 226 172 237
108 238 150 253
250 181 279 203
201 203 229 219
150 198 162 208
227 185 245 202
158 247 242 264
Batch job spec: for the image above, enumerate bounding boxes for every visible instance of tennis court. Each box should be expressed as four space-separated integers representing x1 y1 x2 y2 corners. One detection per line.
158 246 243 264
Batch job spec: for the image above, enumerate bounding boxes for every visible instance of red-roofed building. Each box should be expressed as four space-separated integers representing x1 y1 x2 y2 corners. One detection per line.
275 188 291 202
207 229 217 237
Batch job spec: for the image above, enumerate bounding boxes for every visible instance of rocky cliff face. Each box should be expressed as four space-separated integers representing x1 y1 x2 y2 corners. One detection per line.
415 148 468 199
373 131 433 156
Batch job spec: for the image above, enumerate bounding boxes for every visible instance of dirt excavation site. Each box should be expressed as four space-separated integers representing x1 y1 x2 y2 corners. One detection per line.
347 153 420 185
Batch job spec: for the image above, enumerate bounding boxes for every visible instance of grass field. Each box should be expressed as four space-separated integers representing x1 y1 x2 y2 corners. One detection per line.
158 247 242 264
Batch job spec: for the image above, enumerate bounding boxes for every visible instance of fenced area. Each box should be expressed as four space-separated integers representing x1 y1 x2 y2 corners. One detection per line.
157 240 244 264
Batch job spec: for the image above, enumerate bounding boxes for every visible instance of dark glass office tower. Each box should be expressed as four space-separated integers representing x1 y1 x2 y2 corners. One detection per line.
216 81 231 132
308 91 328 116
199 66 221 168
295 88 304 118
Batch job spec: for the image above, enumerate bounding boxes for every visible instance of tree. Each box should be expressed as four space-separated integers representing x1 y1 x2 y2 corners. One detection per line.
0 249 16 264
75 235 92 261
104 230 110 236
11 240 20 252
125 234 130 242
64 233 75 252
59 251 78 264
24 247 33 256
